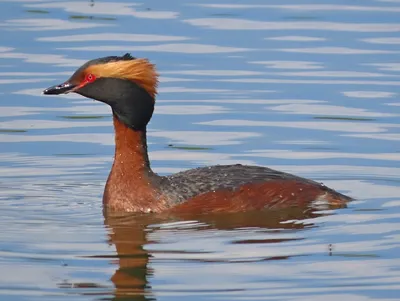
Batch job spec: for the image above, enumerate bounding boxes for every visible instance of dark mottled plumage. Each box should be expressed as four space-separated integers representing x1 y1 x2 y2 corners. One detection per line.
155 164 351 206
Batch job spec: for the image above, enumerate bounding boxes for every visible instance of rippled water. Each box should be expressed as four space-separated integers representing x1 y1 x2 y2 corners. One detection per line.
0 0 399 300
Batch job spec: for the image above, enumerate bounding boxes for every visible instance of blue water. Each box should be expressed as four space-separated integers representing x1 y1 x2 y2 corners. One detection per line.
0 0 399 300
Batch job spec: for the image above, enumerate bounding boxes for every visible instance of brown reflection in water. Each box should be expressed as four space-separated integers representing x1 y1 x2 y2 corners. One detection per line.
59 205 343 300
103 205 341 300
104 213 158 301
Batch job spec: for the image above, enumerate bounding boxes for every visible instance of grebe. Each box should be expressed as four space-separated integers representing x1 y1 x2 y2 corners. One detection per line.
43 53 352 213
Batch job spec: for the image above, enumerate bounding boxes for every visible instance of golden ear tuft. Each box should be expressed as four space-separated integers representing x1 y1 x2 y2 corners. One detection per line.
86 59 158 99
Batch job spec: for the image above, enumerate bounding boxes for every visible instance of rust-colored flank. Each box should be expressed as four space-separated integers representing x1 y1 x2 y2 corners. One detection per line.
43 53 353 214
170 180 346 214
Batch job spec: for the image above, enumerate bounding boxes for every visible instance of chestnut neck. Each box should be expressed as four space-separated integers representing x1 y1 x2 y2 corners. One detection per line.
104 115 169 212
112 115 151 172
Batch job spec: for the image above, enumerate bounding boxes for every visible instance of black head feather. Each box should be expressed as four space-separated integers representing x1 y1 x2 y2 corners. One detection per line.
74 53 136 75
93 53 136 65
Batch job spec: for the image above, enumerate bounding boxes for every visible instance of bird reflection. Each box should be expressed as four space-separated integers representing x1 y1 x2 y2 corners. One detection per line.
104 213 158 300
58 204 344 300
103 205 340 300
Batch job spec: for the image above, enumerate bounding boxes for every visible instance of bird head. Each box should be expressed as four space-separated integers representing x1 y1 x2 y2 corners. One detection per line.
43 53 158 130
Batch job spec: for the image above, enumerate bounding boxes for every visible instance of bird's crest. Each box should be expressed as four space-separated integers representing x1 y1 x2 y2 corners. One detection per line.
85 53 158 98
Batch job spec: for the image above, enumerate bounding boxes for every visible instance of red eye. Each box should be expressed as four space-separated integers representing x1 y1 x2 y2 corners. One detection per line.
85 73 96 83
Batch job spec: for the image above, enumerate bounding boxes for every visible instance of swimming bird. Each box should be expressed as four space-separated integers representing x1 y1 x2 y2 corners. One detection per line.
43 53 353 213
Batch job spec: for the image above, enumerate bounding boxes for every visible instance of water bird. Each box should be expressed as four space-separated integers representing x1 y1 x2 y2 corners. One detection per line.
43 53 353 213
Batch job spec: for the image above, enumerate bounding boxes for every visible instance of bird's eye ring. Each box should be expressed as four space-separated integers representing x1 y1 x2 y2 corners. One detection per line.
86 73 96 83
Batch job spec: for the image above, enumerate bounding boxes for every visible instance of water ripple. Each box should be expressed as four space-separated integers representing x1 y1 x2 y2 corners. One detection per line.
183 18 400 32
0 0 399 300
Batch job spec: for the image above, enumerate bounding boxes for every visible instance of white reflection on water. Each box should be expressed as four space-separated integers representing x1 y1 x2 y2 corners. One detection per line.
160 99 322 105
0 0 46 2
268 103 397 117
0 106 47 117
38 33 191 42
151 150 255 166
0 18 112 31
249 60 323 70
293 295 395 301
0 51 86 67
362 37 400 44
0 71 71 77
265 36 326 42
162 70 265 76
275 140 329 145
150 227 399 260
344 133 400 141
0 78 52 84
217 78 400 86
0 47 13 52
0 263 67 297
366 63 400 72
60 43 252 54
184 18 400 32
199 120 399 134
159 76 197 83
342 91 396 98
194 4 400 12
0 133 115 145
158 87 234 93
156 105 229 115
277 47 397 54
237 149 400 161
150 130 260 146
0 119 109 130
267 71 394 78
382 200 400 207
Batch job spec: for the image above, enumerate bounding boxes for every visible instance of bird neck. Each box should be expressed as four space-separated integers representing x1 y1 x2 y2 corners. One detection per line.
112 114 151 172
103 115 168 212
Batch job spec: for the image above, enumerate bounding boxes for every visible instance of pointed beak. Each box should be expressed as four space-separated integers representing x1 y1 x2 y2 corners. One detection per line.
43 82 77 95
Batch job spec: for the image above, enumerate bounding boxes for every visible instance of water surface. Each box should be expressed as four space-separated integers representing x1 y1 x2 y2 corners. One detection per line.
0 0 399 300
